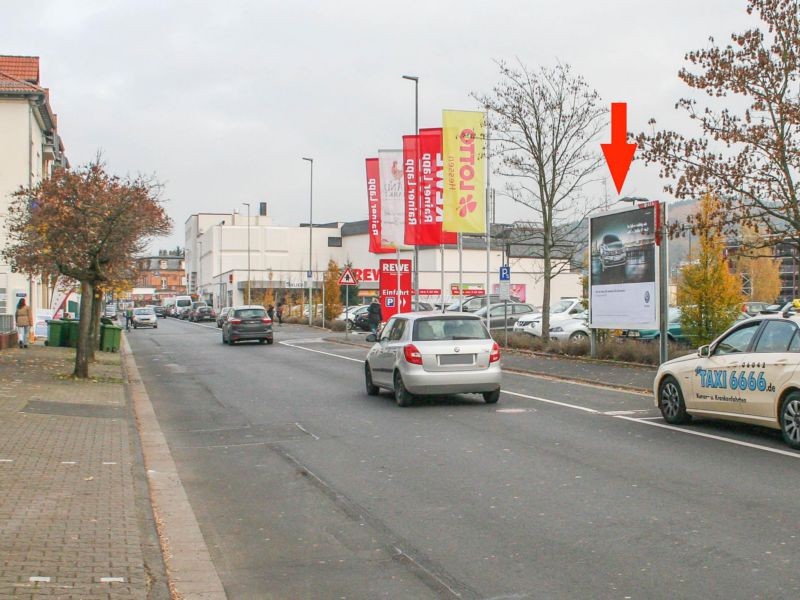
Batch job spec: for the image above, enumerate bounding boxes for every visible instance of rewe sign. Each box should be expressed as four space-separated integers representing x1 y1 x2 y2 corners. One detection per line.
379 259 412 320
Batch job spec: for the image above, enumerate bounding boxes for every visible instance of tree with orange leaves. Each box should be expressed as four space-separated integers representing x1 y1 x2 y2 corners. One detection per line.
3 159 171 378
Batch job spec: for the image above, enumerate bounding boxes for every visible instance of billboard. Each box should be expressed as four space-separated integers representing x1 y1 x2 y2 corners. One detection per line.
589 204 660 329
379 259 412 319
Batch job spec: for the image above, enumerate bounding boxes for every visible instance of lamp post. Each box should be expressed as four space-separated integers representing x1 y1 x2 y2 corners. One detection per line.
198 240 203 303
402 74 419 308
302 157 313 326
215 219 225 309
242 202 251 304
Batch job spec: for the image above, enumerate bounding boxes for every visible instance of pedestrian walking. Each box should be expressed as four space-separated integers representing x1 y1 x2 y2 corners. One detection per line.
15 298 32 348
125 306 133 332
267 304 275 322
367 297 382 334
276 302 284 326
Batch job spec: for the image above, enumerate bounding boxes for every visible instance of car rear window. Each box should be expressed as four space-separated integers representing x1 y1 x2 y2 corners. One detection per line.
134 308 154 315
234 308 266 319
413 317 489 341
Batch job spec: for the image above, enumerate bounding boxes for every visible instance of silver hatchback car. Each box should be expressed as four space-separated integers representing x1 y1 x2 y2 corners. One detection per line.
364 312 502 406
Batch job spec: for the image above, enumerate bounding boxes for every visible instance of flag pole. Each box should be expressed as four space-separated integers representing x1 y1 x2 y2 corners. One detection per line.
485 113 492 331
458 233 463 311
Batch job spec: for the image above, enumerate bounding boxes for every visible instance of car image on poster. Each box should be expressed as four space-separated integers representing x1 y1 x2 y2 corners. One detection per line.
589 204 660 330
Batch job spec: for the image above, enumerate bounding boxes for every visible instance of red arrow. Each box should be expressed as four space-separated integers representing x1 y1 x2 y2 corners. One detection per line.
601 102 637 194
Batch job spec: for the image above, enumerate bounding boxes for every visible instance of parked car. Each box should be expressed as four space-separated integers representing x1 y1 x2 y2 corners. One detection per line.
445 294 521 313
178 306 192 320
513 298 584 336
620 307 751 345
190 304 216 322
216 307 232 328
742 301 770 316
352 309 374 332
173 295 192 318
473 302 537 329
340 304 370 330
131 307 158 329
655 312 800 449
548 310 590 343
150 305 166 319
104 304 117 318
222 305 273 345
364 312 501 406
599 233 627 271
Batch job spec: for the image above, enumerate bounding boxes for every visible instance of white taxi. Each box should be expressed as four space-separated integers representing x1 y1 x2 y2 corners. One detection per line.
654 312 800 449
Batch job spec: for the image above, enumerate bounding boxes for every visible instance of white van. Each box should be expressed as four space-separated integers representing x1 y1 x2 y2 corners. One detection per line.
174 295 192 317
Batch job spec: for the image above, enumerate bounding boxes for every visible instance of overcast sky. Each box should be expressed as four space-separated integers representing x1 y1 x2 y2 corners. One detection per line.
3 1 755 251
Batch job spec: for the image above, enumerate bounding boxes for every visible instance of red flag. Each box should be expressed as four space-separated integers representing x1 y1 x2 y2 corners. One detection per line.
366 158 394 254
419 128 457 245
403 135 420 245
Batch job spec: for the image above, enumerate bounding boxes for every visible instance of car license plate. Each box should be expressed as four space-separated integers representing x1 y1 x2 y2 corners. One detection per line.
625 330 639 337
438 354 475 366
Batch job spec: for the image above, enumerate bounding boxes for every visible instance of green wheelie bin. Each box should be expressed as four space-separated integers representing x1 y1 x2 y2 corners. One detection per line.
64 320 80 348
45 320 64 347
99 324 122 353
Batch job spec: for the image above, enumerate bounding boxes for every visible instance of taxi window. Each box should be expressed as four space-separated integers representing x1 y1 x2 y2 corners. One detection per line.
790 330 800 353
714 321 761 355
754 321 798 353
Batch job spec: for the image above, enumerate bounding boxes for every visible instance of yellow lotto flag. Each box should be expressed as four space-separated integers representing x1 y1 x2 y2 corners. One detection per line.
442 110 486 234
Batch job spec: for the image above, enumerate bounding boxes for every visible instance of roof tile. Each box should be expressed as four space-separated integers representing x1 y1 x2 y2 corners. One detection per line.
0 55 39 83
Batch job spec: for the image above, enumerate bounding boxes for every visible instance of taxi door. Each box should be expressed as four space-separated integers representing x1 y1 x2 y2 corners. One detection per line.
744 320 800 420
693 320 763 415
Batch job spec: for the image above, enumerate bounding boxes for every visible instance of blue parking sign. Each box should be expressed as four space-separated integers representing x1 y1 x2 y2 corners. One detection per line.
499 265 511 281
386 297 395 307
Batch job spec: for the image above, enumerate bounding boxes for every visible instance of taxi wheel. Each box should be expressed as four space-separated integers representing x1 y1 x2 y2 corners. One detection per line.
659 376 690 424
779 392 800 449
365 363 379 396
394 371 414 407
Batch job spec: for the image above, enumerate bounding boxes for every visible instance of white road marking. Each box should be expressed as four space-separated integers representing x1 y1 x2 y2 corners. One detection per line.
615 415 800 459
603 409 652 416
280 340 363 363
60 461 76 465
495 408 530 414
102 461 117 465
295 422 320 440
99 577 125 583
0 459 12 462
502 390 599 414
29 576 50 582
275 339 800 460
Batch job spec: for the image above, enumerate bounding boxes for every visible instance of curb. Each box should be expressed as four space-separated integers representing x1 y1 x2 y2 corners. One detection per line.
123 335 227 600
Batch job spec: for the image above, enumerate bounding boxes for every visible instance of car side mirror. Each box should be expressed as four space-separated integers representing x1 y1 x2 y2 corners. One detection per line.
365 334 377 343
698 344 710 358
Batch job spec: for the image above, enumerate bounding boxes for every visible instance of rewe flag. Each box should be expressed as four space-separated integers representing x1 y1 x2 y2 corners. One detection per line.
418 127 457 245
442 110 486 234
365 158 394 254
402 135 420 245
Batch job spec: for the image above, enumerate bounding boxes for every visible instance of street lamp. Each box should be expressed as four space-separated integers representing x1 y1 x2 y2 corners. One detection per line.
402 74 420 307
242 202 251 304
302 157 313 326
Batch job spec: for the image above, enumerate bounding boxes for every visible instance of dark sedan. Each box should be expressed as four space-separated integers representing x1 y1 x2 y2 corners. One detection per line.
222 306 273 345
191 304 216 322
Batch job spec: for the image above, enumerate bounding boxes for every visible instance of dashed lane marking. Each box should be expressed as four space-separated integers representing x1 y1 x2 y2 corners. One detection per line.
280 340 363 363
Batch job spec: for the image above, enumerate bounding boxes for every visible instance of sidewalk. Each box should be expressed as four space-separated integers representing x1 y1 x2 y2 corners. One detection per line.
0 343 168 599
325 330 657 393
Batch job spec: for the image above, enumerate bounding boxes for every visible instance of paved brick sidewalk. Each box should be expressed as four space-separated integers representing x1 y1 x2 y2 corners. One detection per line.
0 344 167 599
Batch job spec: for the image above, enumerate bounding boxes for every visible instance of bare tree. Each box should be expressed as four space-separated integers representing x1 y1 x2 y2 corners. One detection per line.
636 0 800 252
473 61 607 338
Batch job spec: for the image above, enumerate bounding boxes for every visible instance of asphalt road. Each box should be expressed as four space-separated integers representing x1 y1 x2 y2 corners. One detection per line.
129 318 800 599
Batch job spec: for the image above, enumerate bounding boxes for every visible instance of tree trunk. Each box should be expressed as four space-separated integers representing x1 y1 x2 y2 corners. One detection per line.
88 287 102 362
541 252 552 342
73 281 93 379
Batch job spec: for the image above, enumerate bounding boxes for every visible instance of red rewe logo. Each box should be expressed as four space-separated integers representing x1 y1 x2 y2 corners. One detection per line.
459 194 477 217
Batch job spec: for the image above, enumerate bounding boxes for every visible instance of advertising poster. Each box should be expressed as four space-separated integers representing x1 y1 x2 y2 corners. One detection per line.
418 128 457 245
379 259 412 319
589 204 659 329
378 149 408 250
402 135 420 245
491 283 527 303
365 158 393 254
442 110 486 234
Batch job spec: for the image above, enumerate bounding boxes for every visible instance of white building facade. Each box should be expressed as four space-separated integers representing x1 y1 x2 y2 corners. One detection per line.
186 207 582 310
0 56 67 315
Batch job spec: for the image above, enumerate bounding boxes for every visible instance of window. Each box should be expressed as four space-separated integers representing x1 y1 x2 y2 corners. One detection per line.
234 308 266 319
413 317 489 341
160 260 168 269
754 321 798 353
789 330 800 352
388 319 407 341
327 237 342 247
380 318 397 341
714 321 761 355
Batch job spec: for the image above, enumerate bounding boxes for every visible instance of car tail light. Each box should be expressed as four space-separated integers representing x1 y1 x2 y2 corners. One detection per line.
262 317 272 324
489 342 501 363
229 318 242 325
403 344 423 365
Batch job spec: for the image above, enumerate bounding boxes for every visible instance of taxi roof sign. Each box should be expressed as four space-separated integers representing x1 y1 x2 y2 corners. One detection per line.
338 267 358 286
